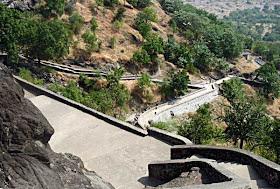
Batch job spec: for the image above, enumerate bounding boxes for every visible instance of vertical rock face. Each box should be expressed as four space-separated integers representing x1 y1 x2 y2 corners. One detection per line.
0 62 114 189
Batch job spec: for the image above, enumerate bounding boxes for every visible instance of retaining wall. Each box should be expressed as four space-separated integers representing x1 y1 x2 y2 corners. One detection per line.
147 127 192 145
148 159 250 189
152 88 218 123
171 145 280 188
15 75 193 146
14 76 147 137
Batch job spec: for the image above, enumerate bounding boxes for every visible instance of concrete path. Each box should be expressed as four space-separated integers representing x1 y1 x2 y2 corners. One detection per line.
27 95 170 189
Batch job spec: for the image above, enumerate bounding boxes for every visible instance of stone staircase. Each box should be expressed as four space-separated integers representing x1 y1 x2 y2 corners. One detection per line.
188 155 274 189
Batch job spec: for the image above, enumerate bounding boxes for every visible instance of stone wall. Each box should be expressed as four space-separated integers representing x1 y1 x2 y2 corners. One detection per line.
152 89 218 123
147 127 192 145
148 159 250 189
171 145 280 188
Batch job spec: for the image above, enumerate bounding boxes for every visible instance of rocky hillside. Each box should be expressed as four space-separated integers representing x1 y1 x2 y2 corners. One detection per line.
183 0 280 17
0 62 113 189
61 0 186 70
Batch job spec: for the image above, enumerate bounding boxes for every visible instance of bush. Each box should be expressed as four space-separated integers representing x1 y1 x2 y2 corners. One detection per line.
131 50 150 64
104 0 119 7
69 12 85 34
19 68 44 85
113 7 126 22
65 1 75 15
96 0 104 6
82 30 98 52
110 36 117 49
89 2 97 13
90 17 98 32
112 20 123 32
127 0 151 8
19 68 33 83
137 73 153 92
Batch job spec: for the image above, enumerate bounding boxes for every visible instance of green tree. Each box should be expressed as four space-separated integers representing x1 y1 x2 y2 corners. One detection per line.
178 104 218 144
142 34 164 61
90 17 98 32
107 68 126 86
137 73 153 92
131 50 151 64
138 22 152 39
104 0 119 7
221 77 244 103
170 20 178 34
170 69 189 96
192 41 214 71
221 79 267 149
82 30 98 52
127 0 151 8
264 119 280 163
40 0 65 17
0 4 26 63
22 19 72 63
256 63 280 98
142 7 158 23
204 25 243 59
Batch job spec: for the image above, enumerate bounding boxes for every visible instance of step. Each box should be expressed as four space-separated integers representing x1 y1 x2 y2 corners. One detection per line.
250 179 271 189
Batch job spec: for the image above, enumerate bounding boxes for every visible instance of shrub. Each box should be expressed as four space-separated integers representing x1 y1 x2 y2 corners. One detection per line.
69 12 85 34
19 68 33 83
104 0 119 7
112 20 123 32
138 22 151 39
96 0 104 6
65 1 75 15
82 30 98 52
19 68 44 85
110 36 117 49
90 17 98 32
137 73 153 93
89 2 97 13
113 7 126 22
127 0 151 8
131 50 150 64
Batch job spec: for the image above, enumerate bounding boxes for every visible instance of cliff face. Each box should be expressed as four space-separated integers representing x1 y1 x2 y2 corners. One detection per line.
0 62 114 189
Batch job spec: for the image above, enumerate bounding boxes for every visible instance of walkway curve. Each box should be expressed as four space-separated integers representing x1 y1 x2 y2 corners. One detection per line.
138 76 233 128
19 55 164 82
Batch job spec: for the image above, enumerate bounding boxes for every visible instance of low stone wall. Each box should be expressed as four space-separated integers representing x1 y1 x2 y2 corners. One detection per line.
147 127 192 145
171 145 280 188
148 159 250 189
14 76 148 137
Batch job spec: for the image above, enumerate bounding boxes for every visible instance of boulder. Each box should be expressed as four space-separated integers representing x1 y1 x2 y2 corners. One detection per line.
0 62 114 189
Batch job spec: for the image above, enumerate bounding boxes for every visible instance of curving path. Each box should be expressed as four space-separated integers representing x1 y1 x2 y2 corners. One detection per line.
138 76 233 128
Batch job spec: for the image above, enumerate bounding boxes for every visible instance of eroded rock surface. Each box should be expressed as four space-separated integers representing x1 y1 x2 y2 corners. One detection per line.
0 62 114 189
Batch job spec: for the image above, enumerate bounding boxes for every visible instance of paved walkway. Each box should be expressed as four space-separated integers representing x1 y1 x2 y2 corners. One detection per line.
27 95 170 189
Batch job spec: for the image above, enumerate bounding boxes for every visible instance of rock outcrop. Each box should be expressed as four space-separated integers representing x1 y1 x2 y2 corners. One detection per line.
0 0 36 11
0 62 114 189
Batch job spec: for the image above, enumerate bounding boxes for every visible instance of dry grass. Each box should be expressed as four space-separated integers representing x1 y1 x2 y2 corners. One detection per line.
120 80 162 104
65 0 186 67
234 57 258 74
183 0 280 18
267 98 280 119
